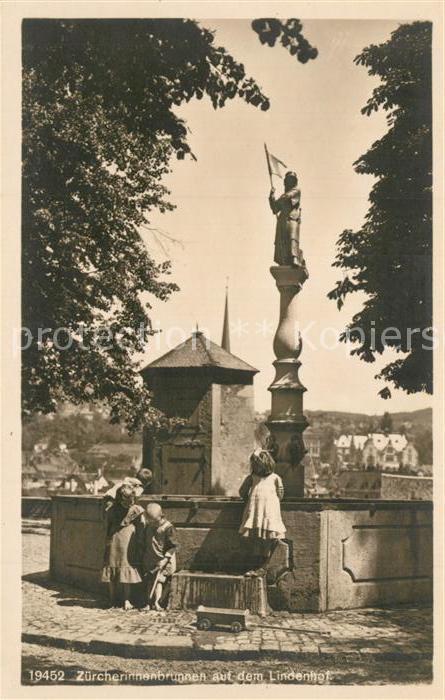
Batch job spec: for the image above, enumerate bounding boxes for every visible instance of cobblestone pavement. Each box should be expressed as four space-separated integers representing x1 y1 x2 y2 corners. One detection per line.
22 527 433 684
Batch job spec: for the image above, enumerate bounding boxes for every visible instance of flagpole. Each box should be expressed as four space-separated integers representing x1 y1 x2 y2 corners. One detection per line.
264 143 274 189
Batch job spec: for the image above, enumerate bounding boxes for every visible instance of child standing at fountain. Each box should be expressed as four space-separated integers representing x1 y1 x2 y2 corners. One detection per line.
239 449 286 576
142 503 178 611
101 484 145 610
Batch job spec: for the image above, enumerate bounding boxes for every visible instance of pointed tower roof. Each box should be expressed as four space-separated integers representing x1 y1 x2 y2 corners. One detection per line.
221 284 230 353
141 331 258 376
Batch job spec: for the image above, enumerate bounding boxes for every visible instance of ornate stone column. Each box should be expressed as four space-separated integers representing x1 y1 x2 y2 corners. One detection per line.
266 262 309 497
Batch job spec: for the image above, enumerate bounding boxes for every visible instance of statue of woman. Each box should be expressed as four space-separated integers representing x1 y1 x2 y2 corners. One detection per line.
269 171 301 266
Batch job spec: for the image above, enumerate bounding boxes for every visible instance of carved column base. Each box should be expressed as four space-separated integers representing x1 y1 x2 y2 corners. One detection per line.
268 263 309 498
266 416 308 498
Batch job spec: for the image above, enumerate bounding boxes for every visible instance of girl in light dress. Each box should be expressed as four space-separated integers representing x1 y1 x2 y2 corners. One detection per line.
239 449 285 577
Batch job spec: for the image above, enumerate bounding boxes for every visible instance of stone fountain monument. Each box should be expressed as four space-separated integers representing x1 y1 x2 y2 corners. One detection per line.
266 170 309 497
49 164 432 615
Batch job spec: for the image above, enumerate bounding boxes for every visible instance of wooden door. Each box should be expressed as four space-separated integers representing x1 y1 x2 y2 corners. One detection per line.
161 444 207 494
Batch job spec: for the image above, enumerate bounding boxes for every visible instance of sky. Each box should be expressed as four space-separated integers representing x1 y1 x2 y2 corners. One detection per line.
138 18 433 415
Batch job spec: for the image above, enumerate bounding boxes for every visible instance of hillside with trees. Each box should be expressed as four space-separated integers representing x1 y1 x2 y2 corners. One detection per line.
255 407 432 465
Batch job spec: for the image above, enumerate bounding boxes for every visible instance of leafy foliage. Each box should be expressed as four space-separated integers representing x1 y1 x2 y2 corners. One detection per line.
328 22 432 397
319 424 336 463
414 427 433 465
251 18 318 62
379 411 393 432
22 19 273 430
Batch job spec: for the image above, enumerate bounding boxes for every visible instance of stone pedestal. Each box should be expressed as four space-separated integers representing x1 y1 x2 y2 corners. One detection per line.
267 264 309 497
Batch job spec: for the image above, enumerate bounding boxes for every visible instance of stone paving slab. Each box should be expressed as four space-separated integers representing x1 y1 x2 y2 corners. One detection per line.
22 531 433 663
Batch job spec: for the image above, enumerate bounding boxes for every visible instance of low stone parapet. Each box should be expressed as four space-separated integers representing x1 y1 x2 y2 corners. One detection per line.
22 496 51 519
49 495 433 612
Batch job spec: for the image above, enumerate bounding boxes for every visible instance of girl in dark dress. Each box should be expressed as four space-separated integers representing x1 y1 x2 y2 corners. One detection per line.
101 484 144 609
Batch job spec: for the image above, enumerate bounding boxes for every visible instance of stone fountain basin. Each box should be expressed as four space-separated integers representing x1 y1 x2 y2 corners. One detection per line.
49 495 432 612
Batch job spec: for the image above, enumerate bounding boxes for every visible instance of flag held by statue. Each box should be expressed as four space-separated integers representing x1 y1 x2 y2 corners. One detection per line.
264 144 287 184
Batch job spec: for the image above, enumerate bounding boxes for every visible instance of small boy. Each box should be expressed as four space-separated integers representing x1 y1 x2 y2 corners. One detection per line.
143 503 178 611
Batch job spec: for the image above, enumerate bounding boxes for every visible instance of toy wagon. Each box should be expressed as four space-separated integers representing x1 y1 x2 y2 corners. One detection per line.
196 605 248 633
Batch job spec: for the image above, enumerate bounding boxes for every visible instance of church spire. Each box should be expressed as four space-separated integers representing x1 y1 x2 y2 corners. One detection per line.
221 279 230 352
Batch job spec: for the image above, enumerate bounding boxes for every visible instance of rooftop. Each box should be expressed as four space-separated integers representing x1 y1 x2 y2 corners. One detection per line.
335 434 368 450
141 331 258 374
335 433 409 453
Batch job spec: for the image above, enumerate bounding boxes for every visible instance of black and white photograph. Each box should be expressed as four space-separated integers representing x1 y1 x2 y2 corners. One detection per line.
1 1 444 695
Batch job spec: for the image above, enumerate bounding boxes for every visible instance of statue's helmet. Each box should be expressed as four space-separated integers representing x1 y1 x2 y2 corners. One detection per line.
284 171 298 188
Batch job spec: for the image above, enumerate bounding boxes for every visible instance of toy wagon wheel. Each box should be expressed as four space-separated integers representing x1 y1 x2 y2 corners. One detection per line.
197 617 211 631
231 621 243 633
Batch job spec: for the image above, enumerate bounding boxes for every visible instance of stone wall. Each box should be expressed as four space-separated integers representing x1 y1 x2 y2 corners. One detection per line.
324 506 432 609
381 473 433 501
49 495 432 612
211 384 255 496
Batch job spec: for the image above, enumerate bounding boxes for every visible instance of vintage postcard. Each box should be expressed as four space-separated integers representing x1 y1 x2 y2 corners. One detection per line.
2 1 444 697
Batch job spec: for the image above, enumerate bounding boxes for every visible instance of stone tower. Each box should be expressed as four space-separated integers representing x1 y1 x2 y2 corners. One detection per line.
141 331 258 496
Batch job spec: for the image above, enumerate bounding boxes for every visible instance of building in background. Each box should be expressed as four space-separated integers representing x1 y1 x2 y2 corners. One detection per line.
334 433 419 472
303 427 326 497
22 443 81 495
333 435 368 469
22 440 112 496
303 427 323 471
